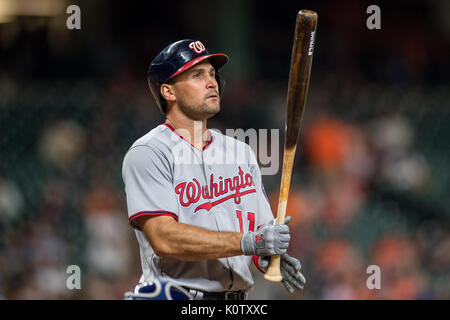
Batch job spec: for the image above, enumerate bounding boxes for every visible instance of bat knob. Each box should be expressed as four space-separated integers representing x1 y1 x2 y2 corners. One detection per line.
263 255 283 282
264 273 283 282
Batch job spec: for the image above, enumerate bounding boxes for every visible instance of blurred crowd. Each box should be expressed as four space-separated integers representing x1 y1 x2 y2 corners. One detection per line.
0 0 449 300
251 105 450 299
1 72 449 300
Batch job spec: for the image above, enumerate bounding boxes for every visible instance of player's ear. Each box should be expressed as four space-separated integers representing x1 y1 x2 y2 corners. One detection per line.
160 84 176 102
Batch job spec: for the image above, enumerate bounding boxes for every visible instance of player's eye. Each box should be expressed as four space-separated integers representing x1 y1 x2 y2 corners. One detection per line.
193 72 201 78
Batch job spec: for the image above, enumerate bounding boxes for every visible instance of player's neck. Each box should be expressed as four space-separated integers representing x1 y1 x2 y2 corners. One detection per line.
165 116 209 150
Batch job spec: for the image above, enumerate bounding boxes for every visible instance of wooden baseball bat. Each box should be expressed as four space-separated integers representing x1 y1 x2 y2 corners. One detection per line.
264 9 318 282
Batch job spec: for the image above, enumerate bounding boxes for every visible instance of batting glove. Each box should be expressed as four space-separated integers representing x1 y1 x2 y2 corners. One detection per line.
241 217 291 256
259 253 306 293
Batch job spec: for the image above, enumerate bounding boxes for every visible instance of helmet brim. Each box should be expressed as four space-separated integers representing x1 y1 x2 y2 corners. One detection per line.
168 53 229 81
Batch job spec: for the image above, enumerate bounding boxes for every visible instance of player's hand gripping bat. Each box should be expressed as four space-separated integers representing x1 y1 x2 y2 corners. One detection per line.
264 10 318 283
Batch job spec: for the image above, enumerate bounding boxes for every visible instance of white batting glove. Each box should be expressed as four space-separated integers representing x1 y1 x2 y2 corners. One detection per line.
241 217 291 256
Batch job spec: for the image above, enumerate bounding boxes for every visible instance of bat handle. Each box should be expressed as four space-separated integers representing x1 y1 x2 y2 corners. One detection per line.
264 255 283 282
263 201 288 282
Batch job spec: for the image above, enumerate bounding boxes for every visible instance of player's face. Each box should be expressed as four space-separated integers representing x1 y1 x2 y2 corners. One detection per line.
170 61 220 120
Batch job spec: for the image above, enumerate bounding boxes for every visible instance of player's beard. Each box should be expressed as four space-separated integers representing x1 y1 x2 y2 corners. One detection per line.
177 95 220 121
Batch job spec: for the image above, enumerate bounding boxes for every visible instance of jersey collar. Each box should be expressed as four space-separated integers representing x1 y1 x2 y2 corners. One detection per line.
163 122 213 151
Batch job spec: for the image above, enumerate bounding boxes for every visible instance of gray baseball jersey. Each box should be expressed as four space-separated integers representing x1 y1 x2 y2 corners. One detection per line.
122 123 274 292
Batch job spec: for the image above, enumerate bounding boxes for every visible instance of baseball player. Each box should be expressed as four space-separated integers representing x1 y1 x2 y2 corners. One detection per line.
122 39 306 300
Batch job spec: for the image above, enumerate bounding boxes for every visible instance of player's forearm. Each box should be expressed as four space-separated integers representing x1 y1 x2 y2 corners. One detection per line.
143 217 244 261
164 224 243 261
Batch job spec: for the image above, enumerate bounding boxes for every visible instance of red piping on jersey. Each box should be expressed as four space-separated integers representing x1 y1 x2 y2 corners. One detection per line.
253 255 266 274
129 210 178 231
202 134 213 150
253 225 268 273
163 123 213 151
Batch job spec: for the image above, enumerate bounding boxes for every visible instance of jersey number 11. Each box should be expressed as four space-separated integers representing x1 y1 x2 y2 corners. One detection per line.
236 210 255 232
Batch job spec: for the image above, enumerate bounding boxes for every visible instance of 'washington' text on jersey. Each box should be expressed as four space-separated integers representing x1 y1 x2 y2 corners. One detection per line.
175 166 256 212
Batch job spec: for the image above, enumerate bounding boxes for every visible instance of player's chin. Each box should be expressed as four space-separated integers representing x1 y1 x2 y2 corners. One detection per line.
204 99 220 114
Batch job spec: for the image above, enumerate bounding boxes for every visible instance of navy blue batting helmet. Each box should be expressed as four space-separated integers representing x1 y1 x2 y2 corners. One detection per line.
148 39 229 114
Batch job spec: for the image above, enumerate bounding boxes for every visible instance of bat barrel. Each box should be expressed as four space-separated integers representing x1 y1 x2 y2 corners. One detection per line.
285 10 317 150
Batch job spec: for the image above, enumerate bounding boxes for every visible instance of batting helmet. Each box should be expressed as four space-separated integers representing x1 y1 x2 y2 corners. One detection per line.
148 39 229 114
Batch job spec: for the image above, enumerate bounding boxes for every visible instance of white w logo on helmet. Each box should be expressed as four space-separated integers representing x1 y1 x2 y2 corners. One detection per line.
189 41 206 54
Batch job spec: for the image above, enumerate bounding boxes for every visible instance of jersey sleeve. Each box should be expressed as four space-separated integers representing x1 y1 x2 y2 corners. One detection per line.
122 145 178 231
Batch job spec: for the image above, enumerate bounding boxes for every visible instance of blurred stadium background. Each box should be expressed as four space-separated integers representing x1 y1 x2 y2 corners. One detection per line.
0 0 449 299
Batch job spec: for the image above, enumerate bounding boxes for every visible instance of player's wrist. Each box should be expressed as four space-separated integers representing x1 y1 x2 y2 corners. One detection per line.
241 231 256 256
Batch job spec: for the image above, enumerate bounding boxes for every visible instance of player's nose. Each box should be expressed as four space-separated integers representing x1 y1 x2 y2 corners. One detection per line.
206 74 218 91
